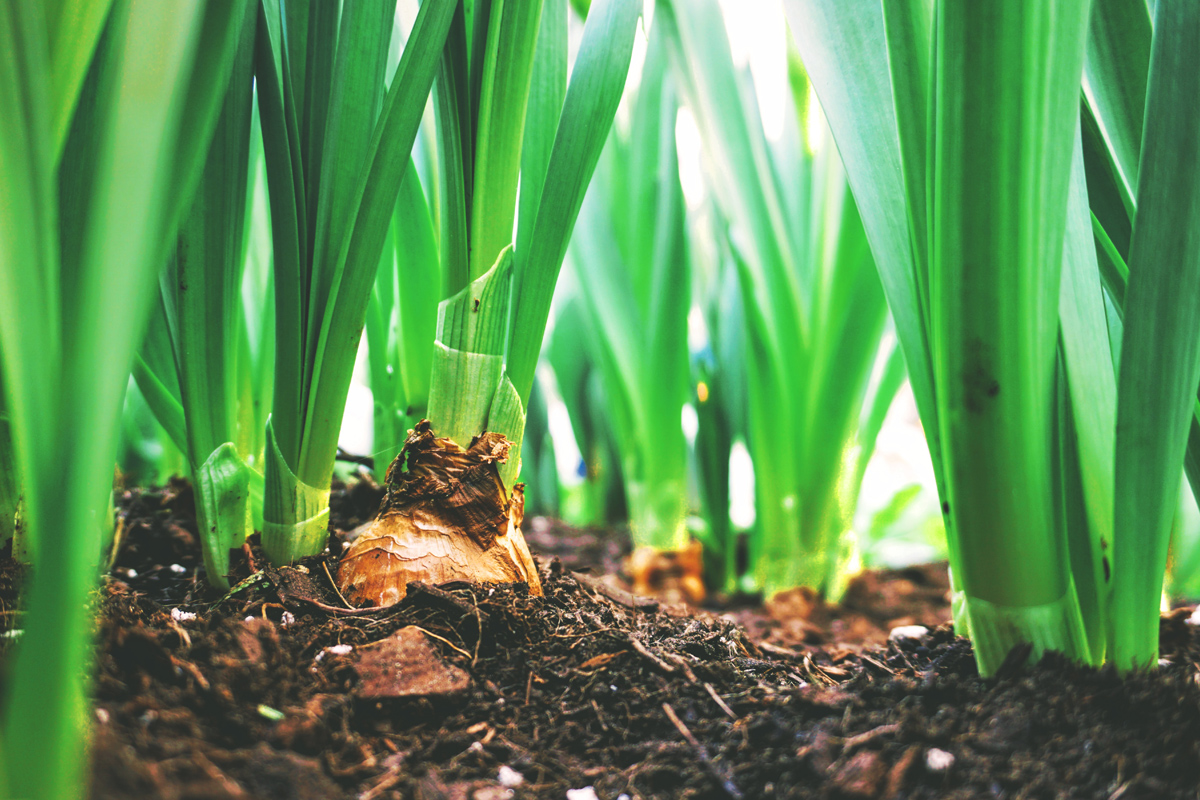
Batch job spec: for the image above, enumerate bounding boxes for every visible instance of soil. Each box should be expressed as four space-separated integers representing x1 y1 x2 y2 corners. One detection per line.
4 479 1200 799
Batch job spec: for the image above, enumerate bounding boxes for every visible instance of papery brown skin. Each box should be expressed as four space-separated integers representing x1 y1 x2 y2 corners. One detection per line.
338 420 542 607
627 540 706 604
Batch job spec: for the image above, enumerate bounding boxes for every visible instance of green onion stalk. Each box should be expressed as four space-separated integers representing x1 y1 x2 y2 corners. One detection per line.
544 298 629 528
0 2 251 797
567 18 694 588
788 0 1200 674
253 0 456 566
689 215 750 595
133 9 258 589
661 0 903 601
338 0 641 607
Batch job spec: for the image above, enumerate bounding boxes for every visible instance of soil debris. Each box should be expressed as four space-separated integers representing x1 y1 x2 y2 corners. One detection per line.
2 481 1200 798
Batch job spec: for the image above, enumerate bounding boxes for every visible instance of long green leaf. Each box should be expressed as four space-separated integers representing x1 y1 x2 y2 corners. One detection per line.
1110 0 1200 670
506 0 641 404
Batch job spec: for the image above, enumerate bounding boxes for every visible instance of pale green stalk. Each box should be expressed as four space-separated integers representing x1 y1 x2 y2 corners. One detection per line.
255 0 456 564
662 0 900 599
568 19 690 552
0 3 250 797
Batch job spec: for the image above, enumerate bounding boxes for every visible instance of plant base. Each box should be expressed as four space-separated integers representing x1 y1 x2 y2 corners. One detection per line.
338 421 542 607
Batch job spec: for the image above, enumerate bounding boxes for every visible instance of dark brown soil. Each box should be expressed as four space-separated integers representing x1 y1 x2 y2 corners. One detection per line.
4 480 1200 799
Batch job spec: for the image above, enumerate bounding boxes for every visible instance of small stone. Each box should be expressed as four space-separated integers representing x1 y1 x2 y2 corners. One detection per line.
1158 658 1173 668
925 748 955 772
169 563 187 574
497 766 524 788
170 608 197 622
95 708 110 724
315 643 353 663
473 788 513 800
280 611 296 627
566 789 599 800
888 625 929 643
1187 607 1200 626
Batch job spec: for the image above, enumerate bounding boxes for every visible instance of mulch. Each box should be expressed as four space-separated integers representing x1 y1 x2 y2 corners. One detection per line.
2 478 1199 799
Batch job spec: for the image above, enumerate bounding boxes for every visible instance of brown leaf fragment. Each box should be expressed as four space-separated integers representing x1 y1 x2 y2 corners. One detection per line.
354 626 471 701
832 749 886 799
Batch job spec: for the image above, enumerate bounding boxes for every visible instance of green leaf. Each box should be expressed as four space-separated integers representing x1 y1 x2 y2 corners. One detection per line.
1082 0 1151 217
195 443 254 590
470 0 545 280
1110 0 1200 670
506 0 641 404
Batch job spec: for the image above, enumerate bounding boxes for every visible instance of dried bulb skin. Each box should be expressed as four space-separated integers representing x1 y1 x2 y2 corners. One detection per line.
338 420 543 607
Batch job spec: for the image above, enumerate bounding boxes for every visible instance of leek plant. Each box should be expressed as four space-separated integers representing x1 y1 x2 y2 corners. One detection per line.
789 0 1200 673
660 0 905 600
0 2 251 797
689 208 749 594
133 9 258 589
338 0 641 606
568 20 692 557
545 297 629 527
254 0 456 565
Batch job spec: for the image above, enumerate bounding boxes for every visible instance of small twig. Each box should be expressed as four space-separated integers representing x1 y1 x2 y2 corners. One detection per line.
413 626 472 660
704 682 737 720
407 582 491 626
842 723 900 751
572 571 659 612
662 702 743 800
323 561 354 609
663 651 699 684
755 640 803 659
629 636 676 674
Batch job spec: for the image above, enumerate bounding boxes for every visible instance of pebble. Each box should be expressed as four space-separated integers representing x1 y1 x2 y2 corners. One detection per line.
315 644 353 662
925 748 955 772
169 564 187 574
170 608 197 622
497 766 524 788
1186 607 1200 626
889 625 929 643
566 788 599 800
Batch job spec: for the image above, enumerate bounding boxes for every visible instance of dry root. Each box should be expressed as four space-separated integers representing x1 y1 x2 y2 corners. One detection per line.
338 421 542 607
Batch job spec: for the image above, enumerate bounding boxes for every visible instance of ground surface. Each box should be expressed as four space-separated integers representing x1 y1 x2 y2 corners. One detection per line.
3 479 1200 799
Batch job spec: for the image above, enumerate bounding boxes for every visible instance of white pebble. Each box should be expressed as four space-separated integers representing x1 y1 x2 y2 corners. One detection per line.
1159 658 1173 668
1187 607 1200 626
169 564 187 574
315 644 353 662
280 611 296 627
618 795 631 800
125 568 138 579
925 748 955 772
95 708 110 724
889 625 929 643
497 766 524 788
170 608 197 622
566 788 599 800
